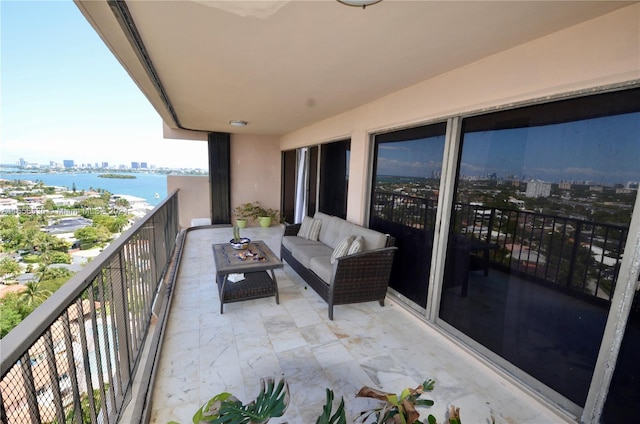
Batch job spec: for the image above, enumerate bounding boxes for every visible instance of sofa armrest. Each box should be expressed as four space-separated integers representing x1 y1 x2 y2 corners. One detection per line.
330 246 397 303
283 222 301 237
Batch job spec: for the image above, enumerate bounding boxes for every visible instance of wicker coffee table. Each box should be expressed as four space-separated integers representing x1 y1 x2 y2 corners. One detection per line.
212 240 283 314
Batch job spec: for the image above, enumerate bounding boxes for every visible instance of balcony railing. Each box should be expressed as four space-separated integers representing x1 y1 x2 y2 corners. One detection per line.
372 190 629 305
0 191 180 424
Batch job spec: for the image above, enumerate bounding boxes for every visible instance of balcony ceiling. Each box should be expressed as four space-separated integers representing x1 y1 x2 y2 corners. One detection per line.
76 0 633 136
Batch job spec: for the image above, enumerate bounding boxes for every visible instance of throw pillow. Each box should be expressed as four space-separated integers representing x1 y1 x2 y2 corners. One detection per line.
308 218 322 241
331 235 355 264
297 216 313 239
347 236 364 255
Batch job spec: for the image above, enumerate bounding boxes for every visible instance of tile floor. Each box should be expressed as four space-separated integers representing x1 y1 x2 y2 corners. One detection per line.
150 225 572 424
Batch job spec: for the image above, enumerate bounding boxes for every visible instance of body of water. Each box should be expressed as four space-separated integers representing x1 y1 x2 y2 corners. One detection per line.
0 171 168 206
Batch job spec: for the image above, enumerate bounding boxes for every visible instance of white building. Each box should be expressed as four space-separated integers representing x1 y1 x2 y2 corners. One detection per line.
0 198 19 213
525 179 552 198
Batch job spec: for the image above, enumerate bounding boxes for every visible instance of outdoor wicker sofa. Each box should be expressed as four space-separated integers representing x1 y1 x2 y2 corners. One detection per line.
280 212 397 320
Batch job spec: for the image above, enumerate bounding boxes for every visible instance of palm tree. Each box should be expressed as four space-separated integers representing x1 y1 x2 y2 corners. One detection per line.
19 281 52 308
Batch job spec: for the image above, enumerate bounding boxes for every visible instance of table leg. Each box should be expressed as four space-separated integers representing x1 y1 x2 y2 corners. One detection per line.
270 269 280 305
219 274 228 314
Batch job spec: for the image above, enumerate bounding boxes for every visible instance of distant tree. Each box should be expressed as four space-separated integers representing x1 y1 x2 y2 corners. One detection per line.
0 296 28 338
113 214 129 232
78 197 108 210
115 197 130 209
39 273 72 295
100 191 112 203
40 266 73 282
19 281 51 308
92 214 129 233
0 257 21 282
32 230 69 253
74 225 111 248
43 198 57 211
0 215 19 231
0 218 24 250
42 251 72 264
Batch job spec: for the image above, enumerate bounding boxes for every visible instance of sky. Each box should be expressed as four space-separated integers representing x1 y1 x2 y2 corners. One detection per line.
376 113 640 185
0 0 209 169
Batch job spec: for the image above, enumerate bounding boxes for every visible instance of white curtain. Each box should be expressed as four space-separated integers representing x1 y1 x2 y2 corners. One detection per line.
294 147 309 223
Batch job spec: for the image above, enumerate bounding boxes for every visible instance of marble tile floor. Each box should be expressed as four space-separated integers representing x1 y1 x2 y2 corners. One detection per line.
150 225 572 424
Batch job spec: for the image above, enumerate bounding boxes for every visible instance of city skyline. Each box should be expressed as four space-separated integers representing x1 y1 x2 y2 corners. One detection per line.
1 1 209 169
4 157 205 171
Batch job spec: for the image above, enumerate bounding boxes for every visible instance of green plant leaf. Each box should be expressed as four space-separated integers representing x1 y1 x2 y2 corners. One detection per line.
414 399 435 407
386 393 399 406
211 377 289 424
192 392 236 424
427 414 437 424
422 379 436 392
316 389 346 424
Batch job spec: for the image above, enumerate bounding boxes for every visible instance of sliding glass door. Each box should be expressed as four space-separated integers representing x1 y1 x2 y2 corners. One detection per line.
439 88 640 409
369 123 446 309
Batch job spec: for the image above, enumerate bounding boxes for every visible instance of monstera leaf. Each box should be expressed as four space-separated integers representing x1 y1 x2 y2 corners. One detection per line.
209 377 289 424
316 389 346 424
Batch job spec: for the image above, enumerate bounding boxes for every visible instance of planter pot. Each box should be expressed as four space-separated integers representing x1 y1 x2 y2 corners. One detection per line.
258 216 272 227
229 237 251 250
236 219 248 228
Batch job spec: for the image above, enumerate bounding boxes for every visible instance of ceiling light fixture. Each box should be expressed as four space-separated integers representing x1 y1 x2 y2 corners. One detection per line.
229 120 248 127
337 0 382 9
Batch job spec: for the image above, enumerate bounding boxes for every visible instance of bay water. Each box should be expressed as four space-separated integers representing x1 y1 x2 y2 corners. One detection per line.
0 171 169 206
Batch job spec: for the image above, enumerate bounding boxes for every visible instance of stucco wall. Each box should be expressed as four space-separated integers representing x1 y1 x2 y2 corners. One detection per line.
167 175 210 229
279 4 640 224
230 134 281 226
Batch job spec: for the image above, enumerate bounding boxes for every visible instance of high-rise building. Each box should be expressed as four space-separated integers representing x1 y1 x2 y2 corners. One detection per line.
63 160 75 168
525 179 551 198
102 162 109 168
131 162 140 169
140 162 148 169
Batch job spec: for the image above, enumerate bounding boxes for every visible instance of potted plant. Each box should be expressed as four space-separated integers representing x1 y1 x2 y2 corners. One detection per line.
254 203 279 228
230 226 250 250
233 202 257 228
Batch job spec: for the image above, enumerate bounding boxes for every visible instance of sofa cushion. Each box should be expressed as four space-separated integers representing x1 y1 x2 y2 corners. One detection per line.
343 224 388 251
291 243 333 268
314 212 388 251
282 235 321 253
330 235 354 264
309 256 332 284
314 212 339 247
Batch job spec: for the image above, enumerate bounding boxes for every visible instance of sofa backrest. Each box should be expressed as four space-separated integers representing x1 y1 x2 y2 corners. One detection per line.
314 212 388 251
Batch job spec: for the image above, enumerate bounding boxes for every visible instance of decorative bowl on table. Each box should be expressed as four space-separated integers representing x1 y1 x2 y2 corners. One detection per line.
230 238 251 250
